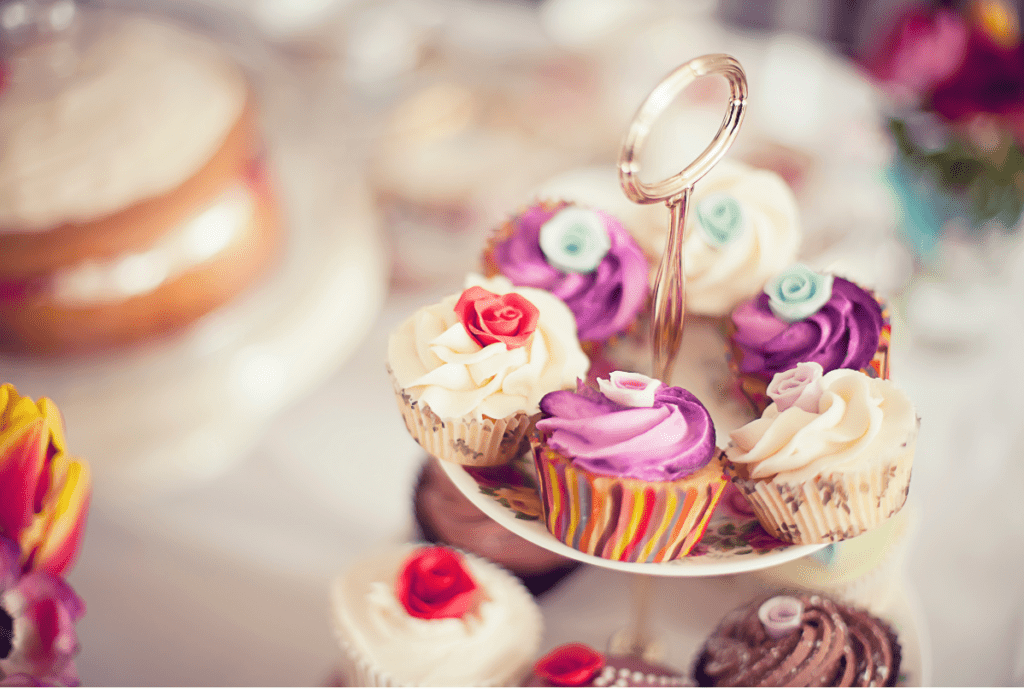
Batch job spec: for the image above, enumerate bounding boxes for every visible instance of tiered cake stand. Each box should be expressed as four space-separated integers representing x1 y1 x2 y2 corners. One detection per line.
440 55 928 685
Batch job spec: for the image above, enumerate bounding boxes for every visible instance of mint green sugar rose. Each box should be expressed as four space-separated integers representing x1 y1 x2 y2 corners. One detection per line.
538 207 611 274
696 193 745 247
765 264 834 322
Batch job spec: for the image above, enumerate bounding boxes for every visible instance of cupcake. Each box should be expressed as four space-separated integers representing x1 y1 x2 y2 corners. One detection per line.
0 10 280 355
692 593 901 687
661 160 800 319
533 371 727 562
728 264 890 413
482 200 650 348
725 365 917 544
330 543 543 687
388 275 589 466
526 643 692 687
412 455 581 596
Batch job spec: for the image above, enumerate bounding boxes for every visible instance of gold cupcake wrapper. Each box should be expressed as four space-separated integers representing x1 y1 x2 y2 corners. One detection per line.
390 373 534 466
727 449 913 545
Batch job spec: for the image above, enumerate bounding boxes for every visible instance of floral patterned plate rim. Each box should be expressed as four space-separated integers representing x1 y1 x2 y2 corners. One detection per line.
439 451 825 577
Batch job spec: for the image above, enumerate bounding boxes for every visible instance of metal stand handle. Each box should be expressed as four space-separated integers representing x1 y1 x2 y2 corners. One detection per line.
618 54 747 382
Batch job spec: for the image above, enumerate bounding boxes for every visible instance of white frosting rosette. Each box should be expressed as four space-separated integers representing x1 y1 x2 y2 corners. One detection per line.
725 367 916 543
388 274 589 465
331 544 543 687
681 160 801 317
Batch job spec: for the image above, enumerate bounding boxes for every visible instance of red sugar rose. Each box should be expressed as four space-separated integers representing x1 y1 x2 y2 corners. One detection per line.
454 286 540 350
396 546 479 620
534 643 605 686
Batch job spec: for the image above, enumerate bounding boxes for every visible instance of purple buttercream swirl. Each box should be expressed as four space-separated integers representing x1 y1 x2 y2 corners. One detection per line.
489 202 649 342
536 380 716 482
731 277 884 379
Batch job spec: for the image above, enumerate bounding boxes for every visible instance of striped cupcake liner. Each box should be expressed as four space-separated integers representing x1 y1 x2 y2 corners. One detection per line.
390 372 534 467
727 446 914 545
729 298 892 415
533 446 728 563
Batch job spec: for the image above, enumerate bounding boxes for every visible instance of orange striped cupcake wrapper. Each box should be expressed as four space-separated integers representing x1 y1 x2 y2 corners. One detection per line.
533 447 728 563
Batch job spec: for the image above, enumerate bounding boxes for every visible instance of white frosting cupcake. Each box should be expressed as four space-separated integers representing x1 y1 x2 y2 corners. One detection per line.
681 160 801 317
726 367 917 543
331 544 543 687
388 274 589 466
0 15 248 231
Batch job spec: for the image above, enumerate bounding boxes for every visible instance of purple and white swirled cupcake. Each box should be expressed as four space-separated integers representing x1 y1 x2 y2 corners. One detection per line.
482 200 649 350
532 371 727 563
727 264 891 414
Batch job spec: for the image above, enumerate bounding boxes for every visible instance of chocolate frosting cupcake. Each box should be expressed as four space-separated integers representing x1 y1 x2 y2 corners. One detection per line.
412 456 581 596
693 593 901 687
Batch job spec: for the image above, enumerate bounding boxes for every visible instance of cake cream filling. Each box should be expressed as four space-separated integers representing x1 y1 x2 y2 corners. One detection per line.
47 182 255 306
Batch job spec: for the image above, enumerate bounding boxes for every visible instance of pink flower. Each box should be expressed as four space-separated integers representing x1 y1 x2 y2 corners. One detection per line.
863 5 969 103
767 362 824 413
0 536 83 686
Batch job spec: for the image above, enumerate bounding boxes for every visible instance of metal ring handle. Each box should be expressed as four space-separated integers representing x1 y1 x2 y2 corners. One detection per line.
619 54 747 204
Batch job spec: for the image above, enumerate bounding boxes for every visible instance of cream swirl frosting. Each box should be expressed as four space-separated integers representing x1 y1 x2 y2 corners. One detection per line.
726 369 916 483
0 16 247 231
388 275 589 420
682 160 801 316
331 545 543 687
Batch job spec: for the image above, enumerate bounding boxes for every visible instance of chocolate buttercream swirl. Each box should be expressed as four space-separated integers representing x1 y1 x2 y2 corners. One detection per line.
694 594 900 687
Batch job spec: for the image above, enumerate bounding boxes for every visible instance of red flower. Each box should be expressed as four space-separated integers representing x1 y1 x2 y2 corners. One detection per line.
534 643 605 687
454 287 540 350
395 547 479 620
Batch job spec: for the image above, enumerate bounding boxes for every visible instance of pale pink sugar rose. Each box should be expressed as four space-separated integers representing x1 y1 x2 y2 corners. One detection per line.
766 362 824 412
597 371 661 408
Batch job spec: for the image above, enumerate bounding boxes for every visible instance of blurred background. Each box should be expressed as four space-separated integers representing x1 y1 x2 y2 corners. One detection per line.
3 0 1024 685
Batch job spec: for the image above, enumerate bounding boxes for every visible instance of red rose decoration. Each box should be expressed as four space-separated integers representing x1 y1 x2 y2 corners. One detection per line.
454 286 540 350
931 28 1024 121
534 643 605 687
396 546 479 620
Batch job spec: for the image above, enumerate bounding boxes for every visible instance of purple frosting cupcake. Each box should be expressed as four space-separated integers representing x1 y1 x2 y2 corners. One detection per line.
537 375 716 482
730 265 886 380
484 200 649 343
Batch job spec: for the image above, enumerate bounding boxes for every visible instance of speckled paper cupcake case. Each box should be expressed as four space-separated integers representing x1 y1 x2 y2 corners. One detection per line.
533 443 728 562
727 449 913 545
390 370 534 466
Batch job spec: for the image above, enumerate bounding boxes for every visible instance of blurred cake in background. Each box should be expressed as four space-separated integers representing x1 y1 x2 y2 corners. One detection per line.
0 5 281 355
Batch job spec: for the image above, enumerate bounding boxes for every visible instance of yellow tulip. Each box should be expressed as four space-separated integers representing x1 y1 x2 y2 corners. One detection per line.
0 384 91 575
